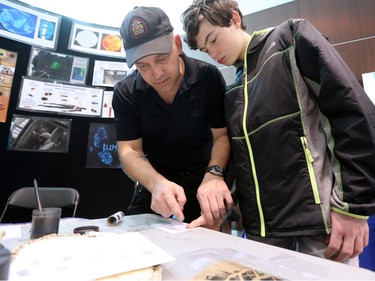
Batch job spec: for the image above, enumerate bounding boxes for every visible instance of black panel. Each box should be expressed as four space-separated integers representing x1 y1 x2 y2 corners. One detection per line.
0 17 133 219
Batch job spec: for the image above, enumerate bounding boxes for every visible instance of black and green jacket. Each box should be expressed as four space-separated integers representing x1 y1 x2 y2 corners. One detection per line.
226 19 375 238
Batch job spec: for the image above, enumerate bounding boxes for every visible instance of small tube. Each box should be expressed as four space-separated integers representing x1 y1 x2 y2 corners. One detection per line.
107 211 125 226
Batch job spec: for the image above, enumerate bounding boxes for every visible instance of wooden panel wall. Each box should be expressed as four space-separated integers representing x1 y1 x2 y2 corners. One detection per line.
299 0 374 43
242 0 375 83
300 0 375 83
243 2 300 33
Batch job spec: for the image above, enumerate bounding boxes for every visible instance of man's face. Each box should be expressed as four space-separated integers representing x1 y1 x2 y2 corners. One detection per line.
135 35 184 96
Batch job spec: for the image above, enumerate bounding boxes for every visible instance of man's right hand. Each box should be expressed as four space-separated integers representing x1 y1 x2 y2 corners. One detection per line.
150 179 187 222
117 140 187 221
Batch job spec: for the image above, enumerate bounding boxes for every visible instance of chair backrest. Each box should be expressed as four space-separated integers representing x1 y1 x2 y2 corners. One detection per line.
0 187 80 223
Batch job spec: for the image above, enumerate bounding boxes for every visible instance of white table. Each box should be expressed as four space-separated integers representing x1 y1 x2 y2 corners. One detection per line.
2 214 375 280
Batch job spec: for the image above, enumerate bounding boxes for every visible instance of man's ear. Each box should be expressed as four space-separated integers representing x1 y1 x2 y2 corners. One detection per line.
174 34 183 54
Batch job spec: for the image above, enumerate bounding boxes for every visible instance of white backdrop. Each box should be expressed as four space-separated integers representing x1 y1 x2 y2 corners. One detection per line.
17 0 294 85
19 0 294 35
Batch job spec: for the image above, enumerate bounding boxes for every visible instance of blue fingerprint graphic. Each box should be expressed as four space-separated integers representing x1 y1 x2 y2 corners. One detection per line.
89 125 113 166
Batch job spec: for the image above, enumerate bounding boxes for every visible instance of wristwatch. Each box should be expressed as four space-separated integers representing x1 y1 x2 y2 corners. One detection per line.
205 165 224 177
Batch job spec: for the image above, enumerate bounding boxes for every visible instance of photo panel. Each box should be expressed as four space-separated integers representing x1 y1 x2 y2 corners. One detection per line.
101 91 114 118
0 47 18 123
86 122 120 169
7 114 72 153
92 60 134 87
17 76 104 117
68 21 125 58
27 47 89 85
0 0 61 49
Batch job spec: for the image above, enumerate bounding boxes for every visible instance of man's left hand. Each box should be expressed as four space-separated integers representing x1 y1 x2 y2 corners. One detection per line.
186 214 223 231
196 173 233 225
324 211 369 262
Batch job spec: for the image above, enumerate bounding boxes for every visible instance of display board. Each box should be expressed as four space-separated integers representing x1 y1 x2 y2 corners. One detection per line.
17 76 104 117
362 71 375 105
27 47 89 85
7 114 71 153
0 47 18 123
0 0 61 49
86 122 120 169
68 21 125 58
92 60 132 87
101 91 114 118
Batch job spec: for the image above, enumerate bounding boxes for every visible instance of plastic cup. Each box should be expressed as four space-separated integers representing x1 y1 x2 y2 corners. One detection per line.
30 208 61 239
0 245 11 280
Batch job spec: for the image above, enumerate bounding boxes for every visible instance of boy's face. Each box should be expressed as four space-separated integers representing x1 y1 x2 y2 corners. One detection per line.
195 15 245 66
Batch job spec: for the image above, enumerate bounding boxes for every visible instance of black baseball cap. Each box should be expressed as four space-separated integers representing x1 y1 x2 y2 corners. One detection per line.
120 6 174 67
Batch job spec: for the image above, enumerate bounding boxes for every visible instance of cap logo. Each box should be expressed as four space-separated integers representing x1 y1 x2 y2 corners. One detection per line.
129 17 148 39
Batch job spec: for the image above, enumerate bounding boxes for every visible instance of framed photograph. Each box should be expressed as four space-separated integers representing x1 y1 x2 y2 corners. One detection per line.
27 47 89 85
7 114 71 153
17 76 104 117
93 60 133 87
0 47 18 123
86 122 121 169
68 21 125 58
0 0 61 50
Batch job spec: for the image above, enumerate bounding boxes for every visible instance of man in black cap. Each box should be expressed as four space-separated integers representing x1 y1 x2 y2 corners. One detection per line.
112 6 233 226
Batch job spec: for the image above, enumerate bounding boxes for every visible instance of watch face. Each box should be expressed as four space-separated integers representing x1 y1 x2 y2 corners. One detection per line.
206 165 224 176
213 165 223 173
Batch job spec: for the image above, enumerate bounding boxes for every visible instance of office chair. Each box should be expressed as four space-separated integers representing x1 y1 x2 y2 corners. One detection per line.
0 187 80 223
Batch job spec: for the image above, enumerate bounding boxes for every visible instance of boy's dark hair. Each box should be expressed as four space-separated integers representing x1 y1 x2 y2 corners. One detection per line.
181 0 246 50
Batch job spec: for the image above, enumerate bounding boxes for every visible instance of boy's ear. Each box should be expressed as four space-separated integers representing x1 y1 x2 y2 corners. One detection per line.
231 10 241 27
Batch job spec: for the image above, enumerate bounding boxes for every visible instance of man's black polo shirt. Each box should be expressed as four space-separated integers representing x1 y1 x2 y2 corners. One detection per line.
112 53 226 173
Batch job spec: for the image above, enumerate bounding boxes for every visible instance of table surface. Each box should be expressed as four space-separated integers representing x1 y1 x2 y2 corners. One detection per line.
2 214 375 280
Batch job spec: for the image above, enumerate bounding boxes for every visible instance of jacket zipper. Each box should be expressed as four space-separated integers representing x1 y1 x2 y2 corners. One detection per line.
300 136 320 204
301 136 329 234
243 37 266 237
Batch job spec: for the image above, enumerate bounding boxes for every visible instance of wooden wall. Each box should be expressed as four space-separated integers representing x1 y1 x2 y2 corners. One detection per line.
242 0 375 83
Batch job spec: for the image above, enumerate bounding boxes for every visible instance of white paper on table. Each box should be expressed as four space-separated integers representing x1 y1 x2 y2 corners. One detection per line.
151 218 189 234
0 224 22 240
9 232 175 280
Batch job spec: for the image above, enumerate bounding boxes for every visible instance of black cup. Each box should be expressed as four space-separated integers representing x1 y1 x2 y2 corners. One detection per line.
30 208 61 239
0 245 11 280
